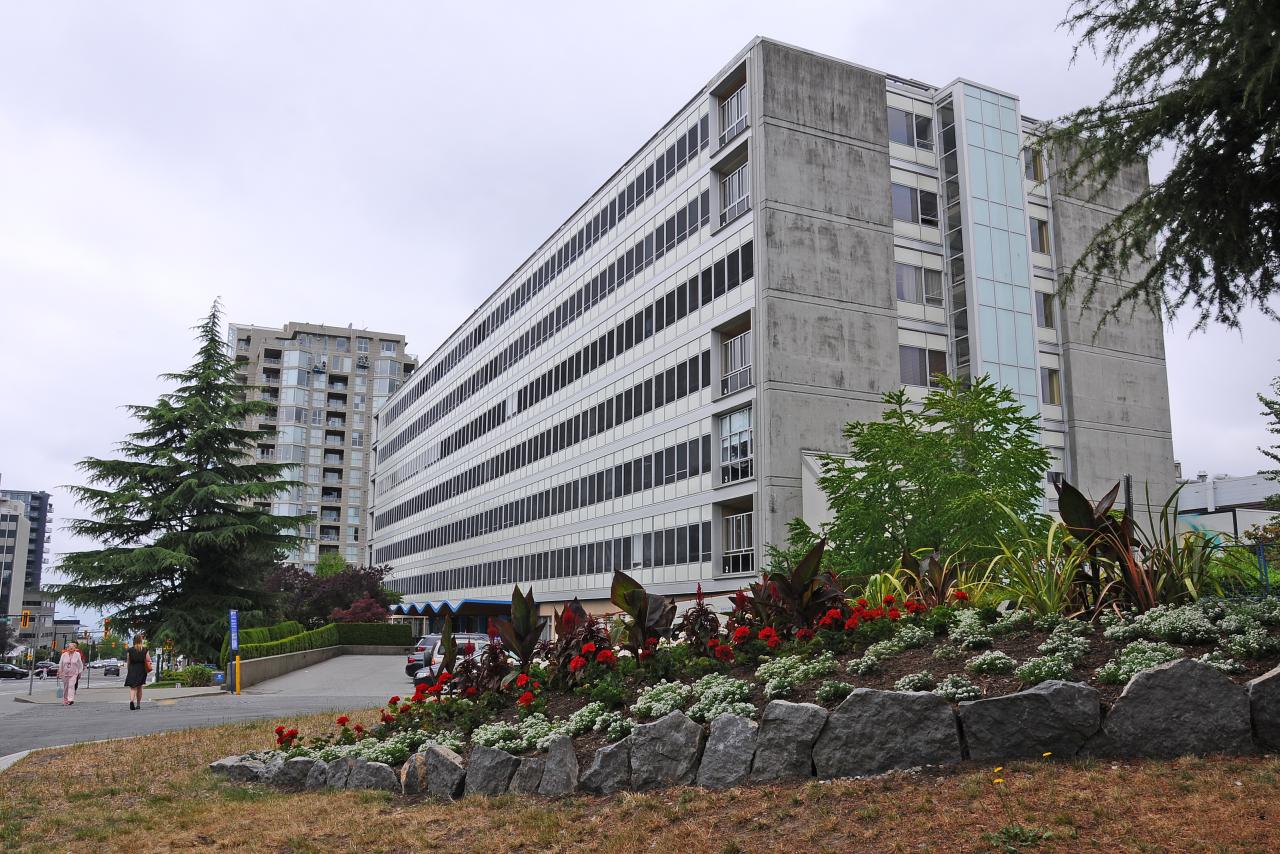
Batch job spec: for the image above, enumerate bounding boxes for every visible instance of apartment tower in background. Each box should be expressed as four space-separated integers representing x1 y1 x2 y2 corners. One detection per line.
0 498 32 621
0 489 52 593
368 38 1176 624
228 322 417 571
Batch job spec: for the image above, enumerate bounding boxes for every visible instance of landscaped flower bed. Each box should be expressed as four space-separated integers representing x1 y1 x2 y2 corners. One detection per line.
233 584 1280 786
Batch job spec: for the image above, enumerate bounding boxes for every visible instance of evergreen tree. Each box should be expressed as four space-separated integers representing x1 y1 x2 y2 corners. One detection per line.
1260 364 1280 509
52 302 306 659
1034 0 1279 329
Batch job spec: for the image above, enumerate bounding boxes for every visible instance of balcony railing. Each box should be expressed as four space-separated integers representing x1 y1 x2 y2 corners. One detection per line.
261 356 281 366
722 511 755 575
720 194 750 227
719 85 749 148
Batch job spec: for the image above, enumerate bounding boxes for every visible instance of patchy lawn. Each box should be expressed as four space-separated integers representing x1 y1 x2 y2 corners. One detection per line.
1 712 1277 853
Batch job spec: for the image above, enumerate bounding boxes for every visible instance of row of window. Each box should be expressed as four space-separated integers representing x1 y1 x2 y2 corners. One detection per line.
378 188 714 464
373 351 712 530
386 520 712 596
375 433 712 562
887 106 933 151
514 241 754 414
383 115 712 429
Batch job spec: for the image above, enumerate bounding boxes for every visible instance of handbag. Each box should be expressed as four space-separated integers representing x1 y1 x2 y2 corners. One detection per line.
145 654 153 673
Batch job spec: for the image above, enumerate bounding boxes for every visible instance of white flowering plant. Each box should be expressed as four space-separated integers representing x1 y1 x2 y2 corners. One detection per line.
934 673 982 702
1014 654 1074 685
1095 640 1184 685
894 671 937 692
965 650 1017 676
686 674 756 722
630 680 693 720
756 651 838 699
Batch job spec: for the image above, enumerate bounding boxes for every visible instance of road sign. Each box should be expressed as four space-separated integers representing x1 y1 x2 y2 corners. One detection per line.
229 610 239 652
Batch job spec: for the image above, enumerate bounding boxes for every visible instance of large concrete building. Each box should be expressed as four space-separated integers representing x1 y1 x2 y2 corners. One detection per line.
0 498 31 622
0 489 52 592
369 39 1176 622
228 322 417 571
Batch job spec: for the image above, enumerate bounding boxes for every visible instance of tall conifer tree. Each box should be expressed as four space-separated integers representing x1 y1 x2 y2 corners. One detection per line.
53 302 305 658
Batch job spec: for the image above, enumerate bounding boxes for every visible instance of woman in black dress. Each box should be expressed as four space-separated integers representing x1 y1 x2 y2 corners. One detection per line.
124 635 150 710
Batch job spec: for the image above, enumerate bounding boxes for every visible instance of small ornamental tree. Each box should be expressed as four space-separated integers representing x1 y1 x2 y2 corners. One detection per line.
814 375 1051 581
330 596 390 623
52 302 306 660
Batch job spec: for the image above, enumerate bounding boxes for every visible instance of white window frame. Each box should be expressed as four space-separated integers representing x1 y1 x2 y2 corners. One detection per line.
719 407 754 484
719 84 748 147
722 511 754 574
720 330 753 395
720 162 751 226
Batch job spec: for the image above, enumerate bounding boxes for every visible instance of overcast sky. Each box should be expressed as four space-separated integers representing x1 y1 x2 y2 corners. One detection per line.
1 2 1275 625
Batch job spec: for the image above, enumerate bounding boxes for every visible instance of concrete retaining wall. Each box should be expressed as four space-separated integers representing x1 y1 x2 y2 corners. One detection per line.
224 645 410 690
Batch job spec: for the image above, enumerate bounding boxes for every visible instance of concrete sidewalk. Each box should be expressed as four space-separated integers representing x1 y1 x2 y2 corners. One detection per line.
13 685 226 704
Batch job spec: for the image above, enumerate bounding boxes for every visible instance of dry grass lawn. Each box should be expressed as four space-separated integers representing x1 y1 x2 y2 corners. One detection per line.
1 708 1277 853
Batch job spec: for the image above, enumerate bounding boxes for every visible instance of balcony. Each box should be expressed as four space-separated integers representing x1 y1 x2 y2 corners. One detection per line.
319 511 340 522
322 474 341 485
261 356 282 366
321 490 342 503
260 373 280 386
718 85 748 148
323 453 343 466
720 330 753 396
257 449 276 461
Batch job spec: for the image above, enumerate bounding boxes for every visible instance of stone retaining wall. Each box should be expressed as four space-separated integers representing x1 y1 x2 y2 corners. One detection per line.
211 658 1280 797
222 644 410 690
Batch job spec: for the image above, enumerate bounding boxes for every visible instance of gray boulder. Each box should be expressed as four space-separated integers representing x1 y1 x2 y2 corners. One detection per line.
509 756 545 795
750 701 827 783
465 745 521 797
630 711 705 790
538 735 579 797
579 738 631 795
1248 663 1280 751
261 754 285 783
208 755 266 783
959 681 1100 760
696 714 757 790
304 759 329 790
348 760 400 793
325 755 360 788
1085 658 1253 758
400 752 430 796
274 757 321 789
423 744 467 800
813 689 961 779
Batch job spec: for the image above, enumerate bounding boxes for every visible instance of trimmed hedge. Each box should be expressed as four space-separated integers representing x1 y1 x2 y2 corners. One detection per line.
219 620 305 667
220 621 410 666
334 622 412 646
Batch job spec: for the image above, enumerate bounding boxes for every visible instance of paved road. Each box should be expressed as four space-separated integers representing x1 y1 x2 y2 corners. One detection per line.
0 655 413 757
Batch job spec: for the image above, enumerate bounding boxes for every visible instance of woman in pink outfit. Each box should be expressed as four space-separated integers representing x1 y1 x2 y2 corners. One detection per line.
58 642 85 705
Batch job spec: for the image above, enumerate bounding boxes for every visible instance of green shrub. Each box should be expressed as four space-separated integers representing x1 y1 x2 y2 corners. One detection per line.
219 620 305 667
173 665 214 687
989 610 1033 637
333 622 412 646
235 624 339 664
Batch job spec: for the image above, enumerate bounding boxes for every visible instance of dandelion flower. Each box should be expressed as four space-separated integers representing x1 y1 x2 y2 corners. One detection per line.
993 766 1003 773
1042 752 1053 758
993 778 1005 784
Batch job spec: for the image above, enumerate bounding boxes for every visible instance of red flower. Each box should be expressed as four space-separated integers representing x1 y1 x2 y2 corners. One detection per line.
427 684 443 695
517 690 535 707
533 682 541 689
516 673 530 688
274 725 285 736
388 695 400 705
380 711 394 724
639 650 653 662
714 645 735 662
888 607 901 621
856 598 868 607
353 723 364 733
569 655 588 673
758 627 780 649
952 589 970 601
645 637 659 649
883 595 896 605
399 704 411 714
463 686 478 697
708 638 720 648
581 642 597 655
437 671 452 683
335 715 349 727
596 649 617 667
844 616 860 631
732 626 752 645
461 643 476 655
796 628 815 641
285 728 298 739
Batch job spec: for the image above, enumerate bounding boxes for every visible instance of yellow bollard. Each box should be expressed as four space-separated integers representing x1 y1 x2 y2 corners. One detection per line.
234 655 241 695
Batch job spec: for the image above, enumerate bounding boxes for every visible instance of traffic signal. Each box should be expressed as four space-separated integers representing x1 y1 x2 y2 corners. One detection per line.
20 610 31 629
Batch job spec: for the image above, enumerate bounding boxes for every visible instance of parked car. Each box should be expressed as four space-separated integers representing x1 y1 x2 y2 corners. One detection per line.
411 634 493 687
91 658 120 669
103 664 121 677
404 634 441 678
35 660 57 677
0 663 27 679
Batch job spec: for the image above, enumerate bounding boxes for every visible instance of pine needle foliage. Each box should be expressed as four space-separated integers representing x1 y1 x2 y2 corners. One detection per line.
51 301 307 659
1033 0 1280 329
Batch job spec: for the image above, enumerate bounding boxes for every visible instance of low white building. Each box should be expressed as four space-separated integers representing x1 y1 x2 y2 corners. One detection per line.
1178 472 1277 539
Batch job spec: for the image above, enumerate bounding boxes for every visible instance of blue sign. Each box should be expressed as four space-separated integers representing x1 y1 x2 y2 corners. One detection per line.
229 609 239 653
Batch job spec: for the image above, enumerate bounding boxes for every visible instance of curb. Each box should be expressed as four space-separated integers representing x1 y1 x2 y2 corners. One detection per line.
13 687 227 704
